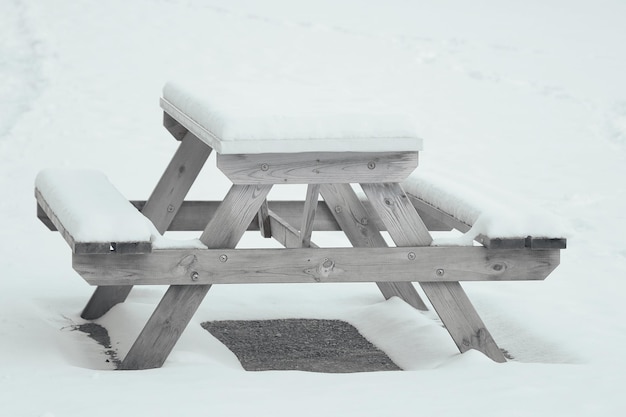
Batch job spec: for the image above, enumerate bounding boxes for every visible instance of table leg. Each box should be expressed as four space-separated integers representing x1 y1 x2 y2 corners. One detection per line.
319 183 428 311
361 182 506 362
120 183 272 370
80 133 212 320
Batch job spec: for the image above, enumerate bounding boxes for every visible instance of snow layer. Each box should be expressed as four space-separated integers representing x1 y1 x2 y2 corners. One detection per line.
403 169 571 240
162 80 423 154
35 169 153 243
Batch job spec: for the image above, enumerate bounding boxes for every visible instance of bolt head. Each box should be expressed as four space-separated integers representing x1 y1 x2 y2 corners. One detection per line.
190 271 199 281
334 205 343 213
435 268 445 277
219 254 228 263
260 163 269 171
408 252 416 260
367 161 376 170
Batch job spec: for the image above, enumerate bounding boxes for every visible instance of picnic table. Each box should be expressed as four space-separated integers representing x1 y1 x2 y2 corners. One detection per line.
36 82 566 370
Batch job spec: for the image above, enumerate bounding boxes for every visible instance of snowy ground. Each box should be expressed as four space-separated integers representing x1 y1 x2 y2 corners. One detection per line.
2 1 626 416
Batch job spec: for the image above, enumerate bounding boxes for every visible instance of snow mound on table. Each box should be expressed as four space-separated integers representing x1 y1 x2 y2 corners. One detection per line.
162 79 423 154
403 170 571 241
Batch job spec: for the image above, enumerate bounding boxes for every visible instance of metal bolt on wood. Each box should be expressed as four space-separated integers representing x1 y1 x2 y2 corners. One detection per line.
335 205 343 213
360 217 368 225
436 268 445 277
384 198 393 206
190 271 199 281
367 161 376 170
408 252 416 260
219 254 228 263
260 163 269 171
167 204 175 213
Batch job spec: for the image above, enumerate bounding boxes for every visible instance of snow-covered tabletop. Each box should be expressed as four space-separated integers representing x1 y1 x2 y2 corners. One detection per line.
161 80 423 154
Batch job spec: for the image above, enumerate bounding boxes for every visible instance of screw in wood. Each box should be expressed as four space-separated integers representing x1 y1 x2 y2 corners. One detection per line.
360 217 368 225
219 254 228 263
260 163 269 171
335 205 343 213
190 271 199 281
408 252 416 260
435 268 445 277
167 204 175 213
367 161 376 170
384 198 393 206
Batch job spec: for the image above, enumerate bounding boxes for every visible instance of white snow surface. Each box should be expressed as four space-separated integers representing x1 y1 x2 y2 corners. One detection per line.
403 170 571 241
35 169 153 243
2 1 626 416
162 80 423 154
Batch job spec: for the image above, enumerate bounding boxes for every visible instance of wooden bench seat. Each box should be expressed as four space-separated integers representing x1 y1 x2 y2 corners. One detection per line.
35 169 154 254
401 171 568 250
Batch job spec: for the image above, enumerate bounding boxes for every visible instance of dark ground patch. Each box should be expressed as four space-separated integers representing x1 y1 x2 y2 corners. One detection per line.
202 319 401 373
73 323 121 368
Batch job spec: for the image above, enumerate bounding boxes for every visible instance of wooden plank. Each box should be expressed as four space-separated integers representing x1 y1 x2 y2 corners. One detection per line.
80 133 212 320
361 182 507 362
257 199 272 238
320 183 428 311
268 210 316 249
300 184 320 247
217 151 419 184
119 184 273 370
163 111 189 141
74 247 560 286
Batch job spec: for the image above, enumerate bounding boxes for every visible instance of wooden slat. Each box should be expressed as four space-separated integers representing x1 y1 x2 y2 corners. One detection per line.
73 247 560 286
267 210 317 249
217 151 419 184
362 182 507 362
119 184 272 370
257 199 272 238
80 133 212 320
320 183 429 311
300 184 320 247
163 111 189 141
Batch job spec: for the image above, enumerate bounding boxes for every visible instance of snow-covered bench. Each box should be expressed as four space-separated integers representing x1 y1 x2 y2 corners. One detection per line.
402 171 568 250
35 169 154 254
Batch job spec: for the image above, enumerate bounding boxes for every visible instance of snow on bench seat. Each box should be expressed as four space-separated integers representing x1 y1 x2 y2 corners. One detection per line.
35 169 154 254
35 169 208 254
402 170 569 249
160 80 423 154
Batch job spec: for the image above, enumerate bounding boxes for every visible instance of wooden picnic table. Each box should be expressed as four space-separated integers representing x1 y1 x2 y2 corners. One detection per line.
36 83 565 369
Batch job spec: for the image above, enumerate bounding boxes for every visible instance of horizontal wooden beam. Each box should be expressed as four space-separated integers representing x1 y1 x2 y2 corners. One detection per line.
73 246 560 286
217 152 419 184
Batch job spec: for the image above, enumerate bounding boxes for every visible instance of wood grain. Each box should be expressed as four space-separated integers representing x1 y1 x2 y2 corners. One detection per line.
217 151 418 184
119 183 272 369
74 247 560 286
320 183 428 311
80 133 211 320
300 184 320 247
362 182 507 362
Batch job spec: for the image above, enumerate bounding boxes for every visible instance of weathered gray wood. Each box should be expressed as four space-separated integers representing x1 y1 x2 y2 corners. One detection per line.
39 199 450 233
320 183 429 311
35 189 151 255
362 182 507 362
80 133 212 320
217 152 419 184
81 286 139 320
163 111 189 141
74 247 560 286
120 183 273 370
257 199 272 238
267 210 317 249
300 184 320 247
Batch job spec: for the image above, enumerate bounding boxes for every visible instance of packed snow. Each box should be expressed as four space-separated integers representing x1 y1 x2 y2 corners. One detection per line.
162 80 423 154
2 1 626 416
